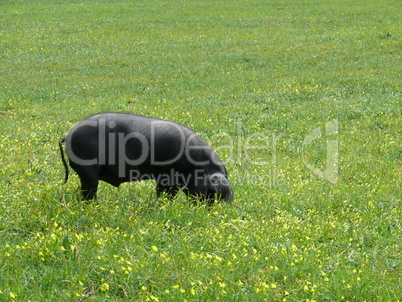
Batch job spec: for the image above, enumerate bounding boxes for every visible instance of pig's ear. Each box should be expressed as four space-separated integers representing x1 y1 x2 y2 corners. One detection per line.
208 173 230 188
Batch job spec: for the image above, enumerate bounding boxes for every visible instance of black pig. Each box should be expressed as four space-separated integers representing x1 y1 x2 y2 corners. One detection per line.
59 113 233 204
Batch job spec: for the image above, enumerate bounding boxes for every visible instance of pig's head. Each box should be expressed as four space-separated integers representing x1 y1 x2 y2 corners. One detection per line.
203 173 234 204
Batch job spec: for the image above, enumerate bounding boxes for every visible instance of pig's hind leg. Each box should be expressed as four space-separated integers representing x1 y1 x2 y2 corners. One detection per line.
70 163 100 201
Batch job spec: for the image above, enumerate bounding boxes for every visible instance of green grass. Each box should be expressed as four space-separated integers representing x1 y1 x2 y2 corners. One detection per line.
0 0 401 301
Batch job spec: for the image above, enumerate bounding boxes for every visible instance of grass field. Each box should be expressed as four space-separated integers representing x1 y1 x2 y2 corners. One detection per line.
0 0 401 301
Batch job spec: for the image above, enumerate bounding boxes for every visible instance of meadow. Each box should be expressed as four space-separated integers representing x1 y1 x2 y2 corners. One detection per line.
0 0 401 301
